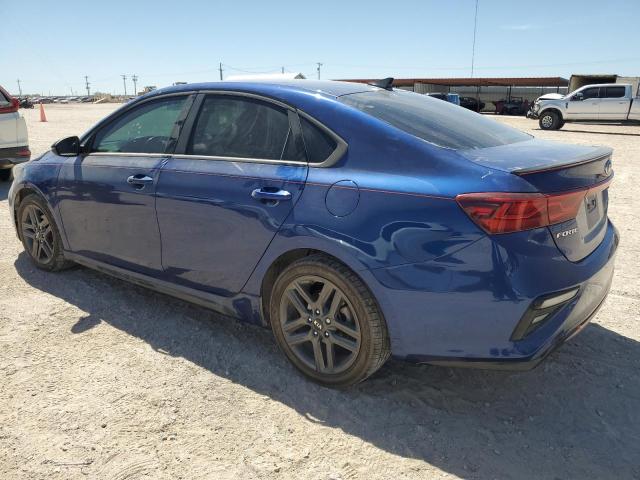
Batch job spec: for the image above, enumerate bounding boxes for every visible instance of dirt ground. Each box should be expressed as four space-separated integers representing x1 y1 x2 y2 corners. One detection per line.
1 104 639 480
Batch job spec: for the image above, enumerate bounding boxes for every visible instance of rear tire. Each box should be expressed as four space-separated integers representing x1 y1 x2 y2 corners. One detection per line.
17 194 72 271
270 254 390 387
0 169 11 182
539 111 561 130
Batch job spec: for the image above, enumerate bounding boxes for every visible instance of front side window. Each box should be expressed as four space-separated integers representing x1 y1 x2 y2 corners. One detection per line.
92 96 187 154
581 87 600 100
187 95 301 161
340 89 530 150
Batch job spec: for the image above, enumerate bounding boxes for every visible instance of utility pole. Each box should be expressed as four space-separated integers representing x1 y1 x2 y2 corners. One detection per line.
281 66 285 74
121 74 128 96
132 74 138 96
219 62 223 81
470 0 479 77
84 76 91 96
316 62 323 80
16 79 22 96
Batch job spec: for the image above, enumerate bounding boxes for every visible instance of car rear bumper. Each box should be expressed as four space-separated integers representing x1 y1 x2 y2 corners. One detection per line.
0 146 30 168
366 220 619 368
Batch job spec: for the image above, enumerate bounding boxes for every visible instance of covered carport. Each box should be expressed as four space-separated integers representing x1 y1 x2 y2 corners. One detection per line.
341 77 569 113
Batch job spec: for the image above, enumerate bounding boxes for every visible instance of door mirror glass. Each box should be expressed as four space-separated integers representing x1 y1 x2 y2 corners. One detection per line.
572 93 584 101
52 136 81 156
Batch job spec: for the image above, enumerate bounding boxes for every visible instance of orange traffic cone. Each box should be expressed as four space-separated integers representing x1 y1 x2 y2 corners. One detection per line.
39 103 47 122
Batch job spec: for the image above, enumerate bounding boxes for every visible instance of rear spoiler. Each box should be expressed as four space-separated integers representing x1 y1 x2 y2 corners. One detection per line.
513 152 611 176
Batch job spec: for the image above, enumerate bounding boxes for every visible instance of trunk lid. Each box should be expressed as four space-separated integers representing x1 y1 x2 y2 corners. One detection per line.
459 139 613 262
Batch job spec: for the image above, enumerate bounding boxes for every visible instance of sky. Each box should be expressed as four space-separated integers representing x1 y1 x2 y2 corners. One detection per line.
1 0 638 96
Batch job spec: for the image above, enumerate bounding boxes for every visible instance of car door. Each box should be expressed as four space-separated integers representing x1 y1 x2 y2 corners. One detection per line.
57 94 192 273
599 86 630 120
155 93 308 295
565 87 600 119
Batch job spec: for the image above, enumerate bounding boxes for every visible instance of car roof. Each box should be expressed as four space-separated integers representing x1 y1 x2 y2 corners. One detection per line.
145 80 378 100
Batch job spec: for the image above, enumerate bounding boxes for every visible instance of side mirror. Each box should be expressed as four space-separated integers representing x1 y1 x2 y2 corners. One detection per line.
572 93 584 101
51 136 81 156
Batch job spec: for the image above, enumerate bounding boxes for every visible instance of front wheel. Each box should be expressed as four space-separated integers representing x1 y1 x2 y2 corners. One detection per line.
539 111 562 130
270 255 390 387
17 194 72 271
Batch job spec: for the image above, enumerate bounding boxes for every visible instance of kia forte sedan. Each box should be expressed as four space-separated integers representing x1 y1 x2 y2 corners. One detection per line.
8 80 618 386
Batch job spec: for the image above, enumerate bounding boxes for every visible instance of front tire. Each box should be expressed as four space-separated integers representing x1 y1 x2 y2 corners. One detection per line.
270 255 390 387
17 194 72 271
539 111 562 130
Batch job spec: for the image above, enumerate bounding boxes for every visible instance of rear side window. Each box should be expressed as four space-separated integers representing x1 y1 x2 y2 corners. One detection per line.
300 117 337 163
603 86 626 98
340 90 530 150
187 96 301 161
92 97 187 153
0 89 9 106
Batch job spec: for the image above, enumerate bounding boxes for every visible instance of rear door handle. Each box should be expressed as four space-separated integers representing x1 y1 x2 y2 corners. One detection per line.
127 174 154 188
251 188 292 201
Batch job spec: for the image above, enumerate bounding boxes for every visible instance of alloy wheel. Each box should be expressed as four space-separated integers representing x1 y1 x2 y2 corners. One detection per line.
541 114 553 128
21 204 54 264
279 275 361 374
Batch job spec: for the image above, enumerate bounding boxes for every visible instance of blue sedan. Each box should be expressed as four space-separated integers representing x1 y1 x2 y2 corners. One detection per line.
8 80 618 386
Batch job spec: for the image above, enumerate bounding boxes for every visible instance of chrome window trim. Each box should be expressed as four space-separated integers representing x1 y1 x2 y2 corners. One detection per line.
170 153 307 167
85 152 170 159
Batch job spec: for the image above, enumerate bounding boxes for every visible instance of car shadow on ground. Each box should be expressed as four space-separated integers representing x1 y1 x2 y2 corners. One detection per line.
0 180 10 201
14 254 640 479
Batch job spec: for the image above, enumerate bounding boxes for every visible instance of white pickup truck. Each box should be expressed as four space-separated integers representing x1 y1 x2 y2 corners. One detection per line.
0 85 30 181
527 83 640 130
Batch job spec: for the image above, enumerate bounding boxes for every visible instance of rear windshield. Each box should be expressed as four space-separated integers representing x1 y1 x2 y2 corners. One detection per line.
340 89 530 150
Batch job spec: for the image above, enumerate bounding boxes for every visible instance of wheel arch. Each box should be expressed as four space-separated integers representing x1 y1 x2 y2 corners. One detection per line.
539 107 564 120
259 247 382 325
12 184 50 242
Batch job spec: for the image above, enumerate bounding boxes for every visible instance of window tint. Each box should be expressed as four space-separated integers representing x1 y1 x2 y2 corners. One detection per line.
603 86 626 98
300 117 337 163
92 97 187 154
340 90 530 150
187 96 298 160
581 87 600 99
0 90 9 105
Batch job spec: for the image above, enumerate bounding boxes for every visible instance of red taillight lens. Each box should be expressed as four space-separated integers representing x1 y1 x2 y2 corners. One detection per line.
456 179 611 234
0 97 19 114
17 148 31 158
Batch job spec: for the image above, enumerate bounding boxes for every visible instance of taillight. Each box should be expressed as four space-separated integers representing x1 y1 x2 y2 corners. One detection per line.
17 148 31 158
0 97 19 114
456 179 611 234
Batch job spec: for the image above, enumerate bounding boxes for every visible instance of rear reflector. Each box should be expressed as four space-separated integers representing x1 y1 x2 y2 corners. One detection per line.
456 179 611 234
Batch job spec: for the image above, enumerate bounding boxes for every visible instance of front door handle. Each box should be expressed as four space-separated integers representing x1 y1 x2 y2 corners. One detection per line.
127 174 154 189
251 188 292 201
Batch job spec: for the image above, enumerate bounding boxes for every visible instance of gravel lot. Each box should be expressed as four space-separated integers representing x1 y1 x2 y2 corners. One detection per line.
1 104 639 480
